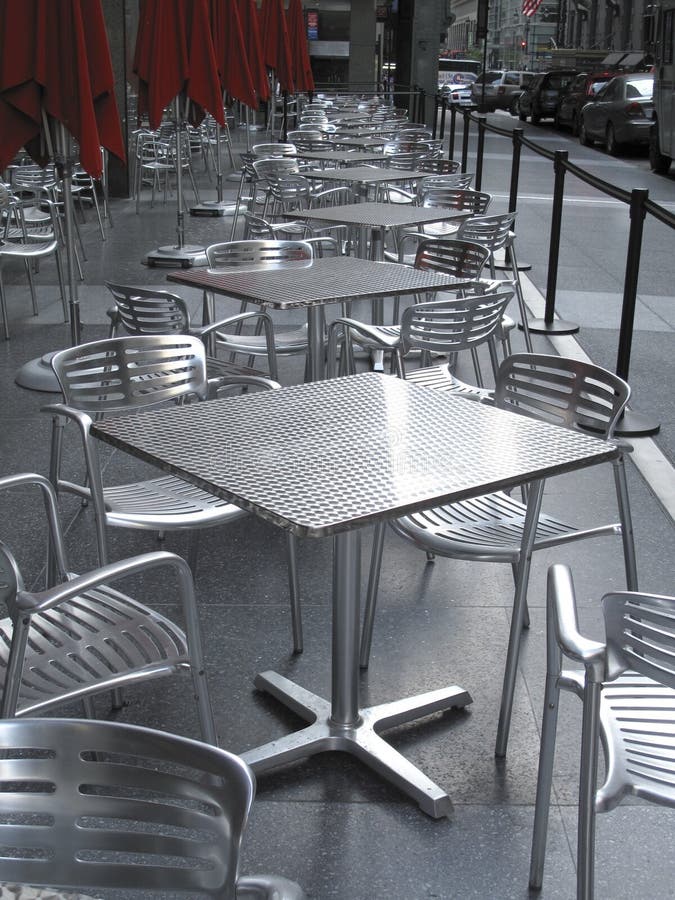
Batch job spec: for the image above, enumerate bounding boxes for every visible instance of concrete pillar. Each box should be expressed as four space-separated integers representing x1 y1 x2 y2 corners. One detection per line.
348 1 378 90
396 0 444 126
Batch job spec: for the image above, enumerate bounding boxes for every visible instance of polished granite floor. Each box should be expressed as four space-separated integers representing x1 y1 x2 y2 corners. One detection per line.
1 123 674 899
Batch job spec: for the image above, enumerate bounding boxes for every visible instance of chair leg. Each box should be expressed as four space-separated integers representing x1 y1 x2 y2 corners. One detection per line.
577 680 602 900
528 628 564 890
359 520 387 669
186 529 200 576
286 532 303 654
24 258 39 315
0 266 9 340
613 455 638 591
495 478 545 758
508 244 533 352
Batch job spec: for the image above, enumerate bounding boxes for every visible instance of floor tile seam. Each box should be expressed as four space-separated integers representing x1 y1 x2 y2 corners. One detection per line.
520 275 675 524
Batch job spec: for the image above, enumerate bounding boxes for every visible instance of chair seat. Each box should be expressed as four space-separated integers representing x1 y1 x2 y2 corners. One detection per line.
405 363 493 399
103 474 247 529
391 490 577 560
0 584 190 716
562 670 675 813
0 238 58 257
216 323 309 355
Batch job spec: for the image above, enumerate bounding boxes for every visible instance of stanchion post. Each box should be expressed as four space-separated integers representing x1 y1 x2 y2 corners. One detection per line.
496 127 532 272
475 114 486 192
418 88 426 124
439 96 447 141
448 105 456 160
612 188 659 436
461 111 470 174
528 149 579 336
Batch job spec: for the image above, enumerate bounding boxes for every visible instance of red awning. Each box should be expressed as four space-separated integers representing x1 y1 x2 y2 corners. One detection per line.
133 0 225 129
260 0 295 95
237 0 271 103
287 0 315 95
210 0 257 110
0 0 125 178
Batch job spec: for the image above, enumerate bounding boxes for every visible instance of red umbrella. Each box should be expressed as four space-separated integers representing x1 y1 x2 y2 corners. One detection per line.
133 0 225 129
259 0 295 94
286 0 315 94
209 0 257 110
237 0 270 103
0 0 125 178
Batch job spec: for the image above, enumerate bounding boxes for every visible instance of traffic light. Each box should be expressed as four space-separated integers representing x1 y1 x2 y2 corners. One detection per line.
520 38 527 49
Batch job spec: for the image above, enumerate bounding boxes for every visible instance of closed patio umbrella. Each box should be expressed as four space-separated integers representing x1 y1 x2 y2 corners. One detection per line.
134 0 225 266
237 0 271 103
286 0 315 96
0 0 125 391
260 0 295 95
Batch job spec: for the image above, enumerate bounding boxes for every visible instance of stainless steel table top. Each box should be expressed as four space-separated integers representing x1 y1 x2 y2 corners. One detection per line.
285 200 470 230
299 167 424 184
334 137 387 149
295 150 386 164
92 373 618 539
167 256 464 310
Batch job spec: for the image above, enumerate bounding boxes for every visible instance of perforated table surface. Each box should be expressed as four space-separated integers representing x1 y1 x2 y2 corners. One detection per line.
286 199 470 231
91 373 618 818
168 256 471 381
92 373 618 539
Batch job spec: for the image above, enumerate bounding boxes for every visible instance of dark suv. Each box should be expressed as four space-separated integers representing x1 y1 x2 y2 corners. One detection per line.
555 71 619 135
518 70 578 124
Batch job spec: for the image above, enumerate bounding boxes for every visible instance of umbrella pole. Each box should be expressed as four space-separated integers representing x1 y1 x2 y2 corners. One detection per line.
56 121 81 346
144 96 207 267
174 97 185 250
189 107 238 217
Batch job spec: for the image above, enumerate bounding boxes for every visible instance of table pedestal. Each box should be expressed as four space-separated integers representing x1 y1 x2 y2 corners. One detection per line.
241 531 472 819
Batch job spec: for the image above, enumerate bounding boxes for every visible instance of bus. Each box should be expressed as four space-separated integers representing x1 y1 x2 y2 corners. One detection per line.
438 57 482 92
648 0 674 174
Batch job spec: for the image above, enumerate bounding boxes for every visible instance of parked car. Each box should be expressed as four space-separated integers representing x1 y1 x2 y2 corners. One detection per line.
554 71 619 135
578 72 654 155
440 71 476 108
471 70 532 111
518 70 578 124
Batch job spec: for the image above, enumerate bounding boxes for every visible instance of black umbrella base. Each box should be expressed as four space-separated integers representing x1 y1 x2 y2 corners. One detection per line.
189 200 237 217
143 244 208 268
15 353 61 392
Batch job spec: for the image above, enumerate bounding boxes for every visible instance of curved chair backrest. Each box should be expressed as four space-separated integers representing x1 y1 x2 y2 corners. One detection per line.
252 157 301 182
414 238 490 279
417 172 474 195
0 717 253 897
398 127 433 139
51 335 210 415
604 590 675 691
10 163 58 193
206 239 314 270
399 287 514 357
288 129 323 142
418 158 461 175
423 188 492 214
105 282 190 336
493 353 630 437
252 142 297 157
457 211 516 252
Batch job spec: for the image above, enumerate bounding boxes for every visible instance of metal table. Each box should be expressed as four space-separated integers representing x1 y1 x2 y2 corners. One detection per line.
168 256 465 381
286 200 471 263
300 166 424 202
91 373 619 818
295 149 387 166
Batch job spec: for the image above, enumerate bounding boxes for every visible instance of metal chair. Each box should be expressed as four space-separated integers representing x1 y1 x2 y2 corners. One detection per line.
105 280 280 381
0 471 216 740
44 335 303 654
0 183 68 340
418 157 461 175
203 241 313 379
529 564 675 900
0 717 305 899
327 282 511 380
456 211 534 352
362 354 638 759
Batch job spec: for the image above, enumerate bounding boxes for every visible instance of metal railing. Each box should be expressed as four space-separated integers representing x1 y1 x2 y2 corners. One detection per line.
434 94 675 435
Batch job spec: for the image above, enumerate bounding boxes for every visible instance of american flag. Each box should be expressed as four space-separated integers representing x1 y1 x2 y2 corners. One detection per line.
522 0 543 16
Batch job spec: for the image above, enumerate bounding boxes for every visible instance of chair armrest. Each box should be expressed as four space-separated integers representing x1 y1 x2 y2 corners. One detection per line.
194 309 275 339
330 317 397 347
41 401 93 433
15 550 194 616
547 564 605 675
212 375 281 395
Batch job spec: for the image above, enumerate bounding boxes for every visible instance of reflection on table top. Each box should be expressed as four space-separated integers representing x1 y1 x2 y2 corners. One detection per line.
167 255 466 309
92 373 617 539
299 166 424 184
284 200 471 229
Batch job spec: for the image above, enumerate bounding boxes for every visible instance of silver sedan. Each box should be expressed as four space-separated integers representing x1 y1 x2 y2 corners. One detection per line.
578 73 654 156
